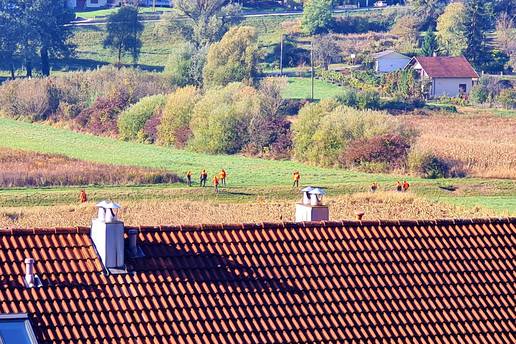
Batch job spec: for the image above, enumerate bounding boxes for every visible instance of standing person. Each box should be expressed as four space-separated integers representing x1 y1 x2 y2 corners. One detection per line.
219 169 227 186
186 171 192 187
396 181 402 192
292 171 300 188
200 169 208 187
402 180 410 192
79 190 87 203
213 175 219 193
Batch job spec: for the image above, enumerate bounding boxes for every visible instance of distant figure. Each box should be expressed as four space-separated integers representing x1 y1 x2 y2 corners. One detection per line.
200 170 208 187
403 180 410 192
186 171 192 187
396 181 402 192
79 190 87 203
370 182 378 193
219 169 227 186
213 175 219 193
292 171 300 188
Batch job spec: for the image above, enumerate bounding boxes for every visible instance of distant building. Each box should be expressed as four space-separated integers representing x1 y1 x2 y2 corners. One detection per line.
372 50 411 73
407 56 479 98
67 0 109 9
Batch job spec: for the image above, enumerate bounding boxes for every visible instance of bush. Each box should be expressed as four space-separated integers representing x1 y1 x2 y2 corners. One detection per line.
408 151 450 179
165 42 199 87
357 90 381 110
118 95 166 142
497 89 516 109
335 88 358 108
189 83 260 154
380 97 426 112
74 89 130 136
293 101 408 167
157 86 200 147
339 134 411 171
470 84 489 104
0 78 59 120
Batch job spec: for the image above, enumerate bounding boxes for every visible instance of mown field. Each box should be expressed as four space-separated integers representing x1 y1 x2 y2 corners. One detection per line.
0 117 514 227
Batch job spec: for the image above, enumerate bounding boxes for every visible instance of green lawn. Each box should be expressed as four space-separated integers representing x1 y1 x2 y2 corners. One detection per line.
0 118 514 214
75 7 173 19
282 77 344 100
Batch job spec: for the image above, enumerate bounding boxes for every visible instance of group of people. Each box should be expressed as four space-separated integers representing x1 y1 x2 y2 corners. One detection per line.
370 180 410 193
186 169 227 193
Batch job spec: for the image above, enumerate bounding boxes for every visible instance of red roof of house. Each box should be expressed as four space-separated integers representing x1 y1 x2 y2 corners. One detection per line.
413 56 479 78
1 218 516 343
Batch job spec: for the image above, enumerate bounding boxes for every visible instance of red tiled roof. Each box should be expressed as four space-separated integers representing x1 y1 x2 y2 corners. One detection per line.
413 56 479 78
1 218 516 343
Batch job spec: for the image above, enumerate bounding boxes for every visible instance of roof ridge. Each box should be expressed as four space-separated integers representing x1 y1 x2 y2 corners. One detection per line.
0 227 90 235
126 217 515 232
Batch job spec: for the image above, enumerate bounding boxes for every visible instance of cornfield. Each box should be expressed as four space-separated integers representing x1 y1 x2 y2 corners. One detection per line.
0 193 495 229
402 111 516 179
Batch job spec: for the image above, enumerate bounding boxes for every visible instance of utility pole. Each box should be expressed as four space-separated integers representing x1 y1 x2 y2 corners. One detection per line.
310 38 314 101
153 0 156 12
280 34 284 76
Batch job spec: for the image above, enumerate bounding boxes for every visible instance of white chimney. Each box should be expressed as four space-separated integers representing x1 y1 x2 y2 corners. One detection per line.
295 187 329 222
24 258 41 288
91 201 125 272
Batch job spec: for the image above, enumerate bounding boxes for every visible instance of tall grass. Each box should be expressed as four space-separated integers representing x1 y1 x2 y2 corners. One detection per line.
0 148 179 187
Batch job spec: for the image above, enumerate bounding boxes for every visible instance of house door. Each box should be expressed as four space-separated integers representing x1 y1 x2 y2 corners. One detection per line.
459 84 467 95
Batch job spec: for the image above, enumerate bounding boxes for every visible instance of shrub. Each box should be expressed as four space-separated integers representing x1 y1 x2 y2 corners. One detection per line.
470 84 489 104
165 42 199 87
293 101 407 167
335 89 358 108
118 95 166 142
497 89 516 109
189 83 260 154
157 86 200 147
357 90 381 110
408 151 450 179
339 134 411 171
0 78 59 120
74 89 130 136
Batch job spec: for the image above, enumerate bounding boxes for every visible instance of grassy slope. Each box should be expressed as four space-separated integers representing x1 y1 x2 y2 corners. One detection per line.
0 118 514 214
282 77 344 100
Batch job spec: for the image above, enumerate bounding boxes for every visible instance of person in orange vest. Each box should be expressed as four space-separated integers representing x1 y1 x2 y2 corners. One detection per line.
370 182 378 193
186 171 192 187
292 171 300 188
79 190 87 203
213 175 219 193
402 180 410 192
219 169 227 186
200 170 208 187
396 181 402 192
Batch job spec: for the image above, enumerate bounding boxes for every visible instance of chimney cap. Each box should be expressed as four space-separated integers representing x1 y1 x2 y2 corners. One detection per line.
301 186 314 193
24 258 34 264
96 201 121 209
309 188 326 196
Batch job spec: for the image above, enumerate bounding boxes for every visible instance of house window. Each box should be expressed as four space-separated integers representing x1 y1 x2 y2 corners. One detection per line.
0 314 38 344
459 84 467 94
90 0 99 3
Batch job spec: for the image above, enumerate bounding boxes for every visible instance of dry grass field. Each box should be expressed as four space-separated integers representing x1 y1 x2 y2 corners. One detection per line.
402 109 516 179
0 148 179 187
0 192 496 228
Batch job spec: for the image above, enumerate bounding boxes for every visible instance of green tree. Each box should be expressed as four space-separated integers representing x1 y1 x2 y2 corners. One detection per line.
436 2 467 56
164 0 241 49
313 33 341 70
104 6 144 66
301 0 333 35
463 0 495 69
203 26 258 87
409 0 448 28
421 27 438 56
0 0 20 78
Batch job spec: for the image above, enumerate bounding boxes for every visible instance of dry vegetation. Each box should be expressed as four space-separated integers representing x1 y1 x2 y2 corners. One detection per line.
402 110 516 179
0 192 496 228
0 148 179 187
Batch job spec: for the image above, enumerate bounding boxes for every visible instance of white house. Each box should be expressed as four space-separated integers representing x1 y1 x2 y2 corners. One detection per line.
406 56 479 98
372 50 411 73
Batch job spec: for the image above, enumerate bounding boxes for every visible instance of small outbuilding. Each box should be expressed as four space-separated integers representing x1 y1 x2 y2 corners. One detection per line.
406 56 479 98
372 50 411 73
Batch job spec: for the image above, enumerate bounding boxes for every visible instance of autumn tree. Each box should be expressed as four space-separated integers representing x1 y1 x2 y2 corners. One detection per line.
408 0 448 28
436 2 467 56
313 33 341 70
390 15 420 51
301 0 333 35
495 12 515 54
203 26 258 87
